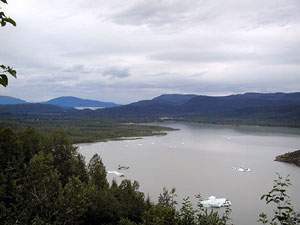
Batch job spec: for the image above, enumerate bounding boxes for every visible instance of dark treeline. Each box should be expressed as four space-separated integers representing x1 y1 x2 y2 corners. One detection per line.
0 115 175 143
0 126 230 225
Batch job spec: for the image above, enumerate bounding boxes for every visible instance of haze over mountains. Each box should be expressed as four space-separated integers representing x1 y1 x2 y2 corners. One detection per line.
1 93 300 125
0 96 27 105
0 96 120 108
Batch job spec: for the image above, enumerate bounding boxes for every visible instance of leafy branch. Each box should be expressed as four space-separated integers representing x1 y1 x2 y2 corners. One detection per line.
0 0 17 87
258 173 300 225
0 64 16 87
0 0 16 27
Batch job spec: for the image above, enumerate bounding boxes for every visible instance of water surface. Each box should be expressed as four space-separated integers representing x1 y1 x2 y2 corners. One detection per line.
78 122 300 225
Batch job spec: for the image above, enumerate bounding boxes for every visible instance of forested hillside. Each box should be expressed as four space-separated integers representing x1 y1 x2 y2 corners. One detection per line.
0 126 231 225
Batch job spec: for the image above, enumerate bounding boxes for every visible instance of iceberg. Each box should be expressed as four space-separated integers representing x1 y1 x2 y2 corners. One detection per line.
200 196 231 208
233 166 251 172
108 170 125 177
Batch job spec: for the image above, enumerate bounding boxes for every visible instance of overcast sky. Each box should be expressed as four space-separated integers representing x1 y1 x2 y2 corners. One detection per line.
1 0 300 104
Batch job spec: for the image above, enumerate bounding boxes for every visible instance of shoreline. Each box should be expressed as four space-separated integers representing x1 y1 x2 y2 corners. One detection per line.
275 150 300 167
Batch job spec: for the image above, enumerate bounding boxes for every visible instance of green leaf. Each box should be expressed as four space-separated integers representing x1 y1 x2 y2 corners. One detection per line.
0 74 8 87
8 68 17 78
2 17 16 26
1 0 8 4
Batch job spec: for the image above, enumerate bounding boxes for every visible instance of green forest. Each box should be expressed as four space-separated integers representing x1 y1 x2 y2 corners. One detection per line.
0 114 176 143
0 126 232 225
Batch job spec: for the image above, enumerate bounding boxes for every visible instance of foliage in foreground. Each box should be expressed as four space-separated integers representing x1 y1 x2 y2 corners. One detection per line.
0 126 231 225
1 0 17 87
258 174 300 225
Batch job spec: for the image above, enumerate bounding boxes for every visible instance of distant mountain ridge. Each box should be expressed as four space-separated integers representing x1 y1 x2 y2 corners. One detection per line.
179 92 300 113
97 92 300 116
1 92 300 127
0 95 120 108
152 94 197 105
42 96 120 108
0 96 27 104
0 103 73 114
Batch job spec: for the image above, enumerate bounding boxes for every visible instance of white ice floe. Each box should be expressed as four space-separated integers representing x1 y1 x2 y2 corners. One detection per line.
108 170 125 177
201 196 231 208
233 166 252 172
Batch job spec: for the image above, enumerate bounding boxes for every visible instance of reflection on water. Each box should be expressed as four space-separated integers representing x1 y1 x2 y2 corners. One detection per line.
78 122 300 225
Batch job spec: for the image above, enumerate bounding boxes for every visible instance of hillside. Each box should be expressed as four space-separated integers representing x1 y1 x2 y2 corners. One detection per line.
97 92 300 116
0 95 27 104
1 92 300 127
151 94 197 105
179 92 300 113
43 96 120 108
0 103 73 114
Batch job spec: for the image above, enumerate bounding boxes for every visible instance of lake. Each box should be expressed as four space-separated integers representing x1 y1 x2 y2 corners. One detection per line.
78 122 300 225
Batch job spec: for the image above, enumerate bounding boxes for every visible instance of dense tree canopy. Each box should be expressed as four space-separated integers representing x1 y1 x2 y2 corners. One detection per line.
0 126 234 224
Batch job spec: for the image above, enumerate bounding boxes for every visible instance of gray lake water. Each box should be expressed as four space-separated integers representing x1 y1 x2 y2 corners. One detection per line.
78 122 300 225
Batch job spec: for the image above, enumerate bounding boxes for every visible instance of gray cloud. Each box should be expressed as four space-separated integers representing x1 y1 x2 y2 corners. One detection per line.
150 50 255 63
110 0 216 27
150 46 300 65
103 66 131 79
1 0 300 104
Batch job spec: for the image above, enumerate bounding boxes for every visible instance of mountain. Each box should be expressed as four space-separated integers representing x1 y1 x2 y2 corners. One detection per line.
0 96 27 104
43 96 120 108
2 92 300 127
97 92 300 117
151 94 197 105
0 103 74 114
180 92 300 113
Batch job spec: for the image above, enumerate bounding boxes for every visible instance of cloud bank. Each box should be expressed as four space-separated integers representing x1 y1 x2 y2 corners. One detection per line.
0 0 299 103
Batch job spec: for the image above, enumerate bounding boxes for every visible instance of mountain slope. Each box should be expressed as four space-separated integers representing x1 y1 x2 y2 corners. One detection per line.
151 94 197 105
0 103 73 114
0 96 27 104
180 92 300 113
97 92 300 117
43 96 120 108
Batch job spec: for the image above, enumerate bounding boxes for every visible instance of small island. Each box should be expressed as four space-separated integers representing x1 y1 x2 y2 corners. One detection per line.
275 150 300 167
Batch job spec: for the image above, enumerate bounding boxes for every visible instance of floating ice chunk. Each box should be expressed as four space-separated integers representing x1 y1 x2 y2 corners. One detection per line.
108 170 125 177
201 196 231 208
233 167 252 172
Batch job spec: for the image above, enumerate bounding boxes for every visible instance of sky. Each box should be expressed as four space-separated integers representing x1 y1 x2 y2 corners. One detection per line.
1 0 300 104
